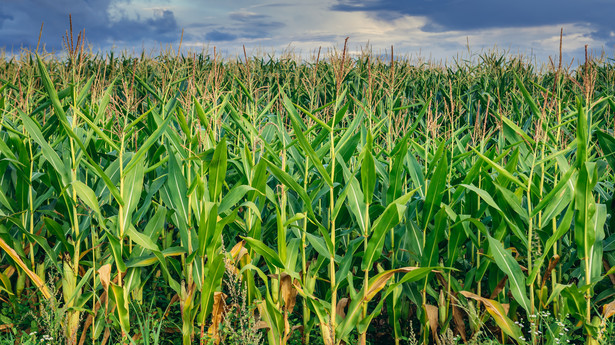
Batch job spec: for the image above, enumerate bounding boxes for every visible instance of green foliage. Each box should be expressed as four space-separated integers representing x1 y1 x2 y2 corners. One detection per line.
0 46 614 345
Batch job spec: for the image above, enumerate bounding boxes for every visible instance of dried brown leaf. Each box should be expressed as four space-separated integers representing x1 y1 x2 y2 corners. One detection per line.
425 304 440 345
337 297 349 318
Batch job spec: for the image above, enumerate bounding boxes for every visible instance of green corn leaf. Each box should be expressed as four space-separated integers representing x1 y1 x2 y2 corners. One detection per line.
283 94 333 187
597 130 615 172
471 147 526 190
198 254 225 324
209 138 227 201
514 72 542 118
530 166 576 218
294 103 332 132
575 162 598 261
119 156 145 236
105 230 127 272
528 203 575 285
362 193 413 271
422 146 448 230
420 207 447 268
20 113 69 183
265 159 318 222
125 225 159 253
387 138 407 203
499 113 536 147
487 235 531 313
305 232 330 259
242 236 285 269
166 149 189 226
447 215 468 266
125 247 186 268
197 202 218 258
575 99 588 168
123 107 174 178
74 108 120 152
133 73 162 102
338 156 368 236
95 77 116 121
591 204 607 281
72 181 101 215
219 185 259 214
361 132 376 205
33 58 125 206
110 283 130 333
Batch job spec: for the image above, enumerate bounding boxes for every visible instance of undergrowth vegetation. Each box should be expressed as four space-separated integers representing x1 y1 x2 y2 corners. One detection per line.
0 38 615 345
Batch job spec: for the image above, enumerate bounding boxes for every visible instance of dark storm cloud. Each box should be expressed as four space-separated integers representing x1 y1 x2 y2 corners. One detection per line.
201 11 284 43
332 0 615 44
205 30 237 42
228 11 284 39
0 11 14 28
0 0 180 51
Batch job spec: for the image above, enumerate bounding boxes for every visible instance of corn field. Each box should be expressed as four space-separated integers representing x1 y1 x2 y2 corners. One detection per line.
0 45 615 345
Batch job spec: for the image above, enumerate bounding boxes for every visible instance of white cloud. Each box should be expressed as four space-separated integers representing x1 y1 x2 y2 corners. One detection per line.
173 0 605 65
3 0 605 65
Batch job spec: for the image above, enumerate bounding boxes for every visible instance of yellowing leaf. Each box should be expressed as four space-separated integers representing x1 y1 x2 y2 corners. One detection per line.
0 237 51 299
460 291 522 340
603 300 615 319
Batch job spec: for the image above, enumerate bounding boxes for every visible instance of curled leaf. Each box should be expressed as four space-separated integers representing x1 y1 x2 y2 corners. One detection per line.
603 300 615 319
280 273 298 314
0 237 51 299
337 298 349 318
460 291 522 340
425 304 439 344
207 292 227 344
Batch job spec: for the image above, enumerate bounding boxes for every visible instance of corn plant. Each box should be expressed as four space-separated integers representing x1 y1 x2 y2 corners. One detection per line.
0 43 614 345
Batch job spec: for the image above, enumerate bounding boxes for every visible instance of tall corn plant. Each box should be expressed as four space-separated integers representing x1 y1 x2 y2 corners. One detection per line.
29 54 124 344
2 48 615 345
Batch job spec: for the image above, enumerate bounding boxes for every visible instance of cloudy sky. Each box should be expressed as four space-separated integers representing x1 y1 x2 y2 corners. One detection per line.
1 0 614 64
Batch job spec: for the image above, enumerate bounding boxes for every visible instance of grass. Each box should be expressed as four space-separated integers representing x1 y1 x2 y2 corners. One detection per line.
0 37 614 345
